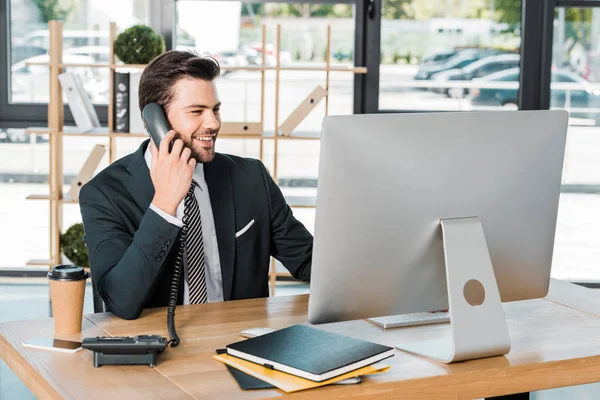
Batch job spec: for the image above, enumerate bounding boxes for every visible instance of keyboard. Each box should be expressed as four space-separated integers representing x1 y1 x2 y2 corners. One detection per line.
367 311 450 329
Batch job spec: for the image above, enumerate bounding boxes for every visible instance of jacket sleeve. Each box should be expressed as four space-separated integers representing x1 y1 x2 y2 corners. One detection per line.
79 182 181 320
258 161 313 282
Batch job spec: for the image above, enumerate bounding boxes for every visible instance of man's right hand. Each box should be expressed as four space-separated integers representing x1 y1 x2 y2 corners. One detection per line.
149 131 196 217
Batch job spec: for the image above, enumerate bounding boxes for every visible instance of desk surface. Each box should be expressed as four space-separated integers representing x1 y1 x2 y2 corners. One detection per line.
2 279 600 399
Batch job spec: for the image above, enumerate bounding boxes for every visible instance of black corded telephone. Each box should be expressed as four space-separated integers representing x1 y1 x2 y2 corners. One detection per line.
141 102 187 347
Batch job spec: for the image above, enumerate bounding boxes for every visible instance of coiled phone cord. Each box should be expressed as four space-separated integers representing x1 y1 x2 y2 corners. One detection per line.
166 190 194 347
167 223 186 347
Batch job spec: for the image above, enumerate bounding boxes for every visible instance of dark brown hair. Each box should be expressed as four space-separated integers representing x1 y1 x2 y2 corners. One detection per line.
138 50 220 112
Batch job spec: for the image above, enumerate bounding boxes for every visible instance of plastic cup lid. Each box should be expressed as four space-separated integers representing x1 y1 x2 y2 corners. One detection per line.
47 265 89 281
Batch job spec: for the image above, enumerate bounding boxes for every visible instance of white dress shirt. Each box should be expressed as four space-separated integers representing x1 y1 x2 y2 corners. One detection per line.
144 146 224 303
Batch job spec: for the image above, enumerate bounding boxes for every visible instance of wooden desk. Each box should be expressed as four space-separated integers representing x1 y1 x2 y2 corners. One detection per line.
2 279 600 399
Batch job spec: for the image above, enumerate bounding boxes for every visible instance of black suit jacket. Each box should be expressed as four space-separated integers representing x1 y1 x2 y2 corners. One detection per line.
79 140 313 319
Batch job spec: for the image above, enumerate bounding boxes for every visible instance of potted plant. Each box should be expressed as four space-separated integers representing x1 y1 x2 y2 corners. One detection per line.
60 222 89 269
114 24 166 65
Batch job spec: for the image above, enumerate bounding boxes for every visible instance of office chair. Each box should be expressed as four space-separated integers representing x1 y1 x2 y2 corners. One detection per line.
91 277 110 313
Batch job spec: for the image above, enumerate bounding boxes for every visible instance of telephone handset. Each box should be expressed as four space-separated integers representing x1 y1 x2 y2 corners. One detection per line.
142 103 173 151
141 102 185 347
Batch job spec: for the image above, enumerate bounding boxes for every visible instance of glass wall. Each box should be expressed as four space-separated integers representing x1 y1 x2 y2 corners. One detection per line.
2 0 148 267
550 7 600 283
176 1 355 137
0 1 360 267
10 0 148 104
3 0 600 284
378 0 522 112
174 1 357 275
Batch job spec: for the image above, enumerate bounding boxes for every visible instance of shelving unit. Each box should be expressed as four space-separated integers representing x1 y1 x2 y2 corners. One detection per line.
25 20 367 295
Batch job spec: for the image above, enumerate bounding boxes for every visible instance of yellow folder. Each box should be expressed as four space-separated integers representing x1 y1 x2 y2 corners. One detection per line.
214 353 391 393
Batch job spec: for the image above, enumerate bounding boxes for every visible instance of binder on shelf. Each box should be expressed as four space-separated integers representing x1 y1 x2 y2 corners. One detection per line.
113 71 130 133
128 71 145 134
58 72 102 133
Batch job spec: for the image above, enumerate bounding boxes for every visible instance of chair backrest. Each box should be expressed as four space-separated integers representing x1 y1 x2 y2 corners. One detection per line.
91 277 110 313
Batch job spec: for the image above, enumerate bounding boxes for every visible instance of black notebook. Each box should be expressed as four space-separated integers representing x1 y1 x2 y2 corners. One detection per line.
226 324 394 382
226 365 275 390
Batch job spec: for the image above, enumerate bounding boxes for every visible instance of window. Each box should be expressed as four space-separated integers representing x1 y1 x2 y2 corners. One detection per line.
1 0 149 267
175 1 356 175
550 7 600 283
176 1 356 138
9 0 148 104
378 0 522 111
175 1 358 276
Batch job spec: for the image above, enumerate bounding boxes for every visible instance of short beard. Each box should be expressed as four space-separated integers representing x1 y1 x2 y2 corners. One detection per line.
176 133 216 164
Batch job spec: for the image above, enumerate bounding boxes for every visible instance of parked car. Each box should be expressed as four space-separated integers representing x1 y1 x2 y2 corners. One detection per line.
213 49 249 75
246 43 292 66
11 54 101 103
471 67 600 124
419 49 460 66
414 48 502 80
576 52 600 82
17 29 110 51
431 54 520 97
11 44 47 65
333 50 352 62
64 46 111 64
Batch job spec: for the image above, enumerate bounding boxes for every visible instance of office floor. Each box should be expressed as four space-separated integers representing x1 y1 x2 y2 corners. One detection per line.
1 280 599 399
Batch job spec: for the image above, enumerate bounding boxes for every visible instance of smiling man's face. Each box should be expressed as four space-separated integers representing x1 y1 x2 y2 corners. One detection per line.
166 78 222 163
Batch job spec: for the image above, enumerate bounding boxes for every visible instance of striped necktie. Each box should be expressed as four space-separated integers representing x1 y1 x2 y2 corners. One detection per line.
184 180 208 304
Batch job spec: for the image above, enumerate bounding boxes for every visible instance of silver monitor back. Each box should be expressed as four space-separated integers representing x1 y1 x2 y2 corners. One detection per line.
308 110 568 325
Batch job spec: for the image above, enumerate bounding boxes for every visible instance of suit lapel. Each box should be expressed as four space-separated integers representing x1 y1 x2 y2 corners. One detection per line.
204 154 236 301
126 139 155 212
126 143 235 301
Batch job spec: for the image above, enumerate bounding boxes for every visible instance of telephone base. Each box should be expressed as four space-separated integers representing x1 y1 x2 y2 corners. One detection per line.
93 351 159 368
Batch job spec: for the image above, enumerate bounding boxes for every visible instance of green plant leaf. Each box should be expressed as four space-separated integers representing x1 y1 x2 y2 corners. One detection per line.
59 222 89 267
114 24 166 65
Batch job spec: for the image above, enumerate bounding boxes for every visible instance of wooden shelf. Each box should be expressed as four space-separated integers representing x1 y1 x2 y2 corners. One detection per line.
26 259 53 266
277 135 320 141
26 192 311 207
26 194 76 203
278 65 367 73
26 194 55 200
219 134 265 140
29 20 365 295
25 62 146 69
62 132 111 137
109 132 147 137
221 65 367 73
25 127 55 134
25 128 320 140
110 64 148 69
25 61 367 74
25 130 147 138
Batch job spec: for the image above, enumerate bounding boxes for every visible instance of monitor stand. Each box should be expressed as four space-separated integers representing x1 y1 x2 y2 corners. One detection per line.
395 217 511 363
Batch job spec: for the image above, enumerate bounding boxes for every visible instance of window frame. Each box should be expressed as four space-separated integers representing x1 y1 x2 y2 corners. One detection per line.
0 0 171 128
362 0 556 113
171 0 369 114
0 0 369 127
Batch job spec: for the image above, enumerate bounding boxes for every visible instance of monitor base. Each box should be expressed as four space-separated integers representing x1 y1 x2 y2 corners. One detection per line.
396 217 511 363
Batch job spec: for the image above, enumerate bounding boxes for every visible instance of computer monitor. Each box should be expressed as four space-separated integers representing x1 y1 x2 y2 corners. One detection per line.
307 110 568 363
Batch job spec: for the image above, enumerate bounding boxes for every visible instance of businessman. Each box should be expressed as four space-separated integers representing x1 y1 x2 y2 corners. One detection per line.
80 50 313 320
